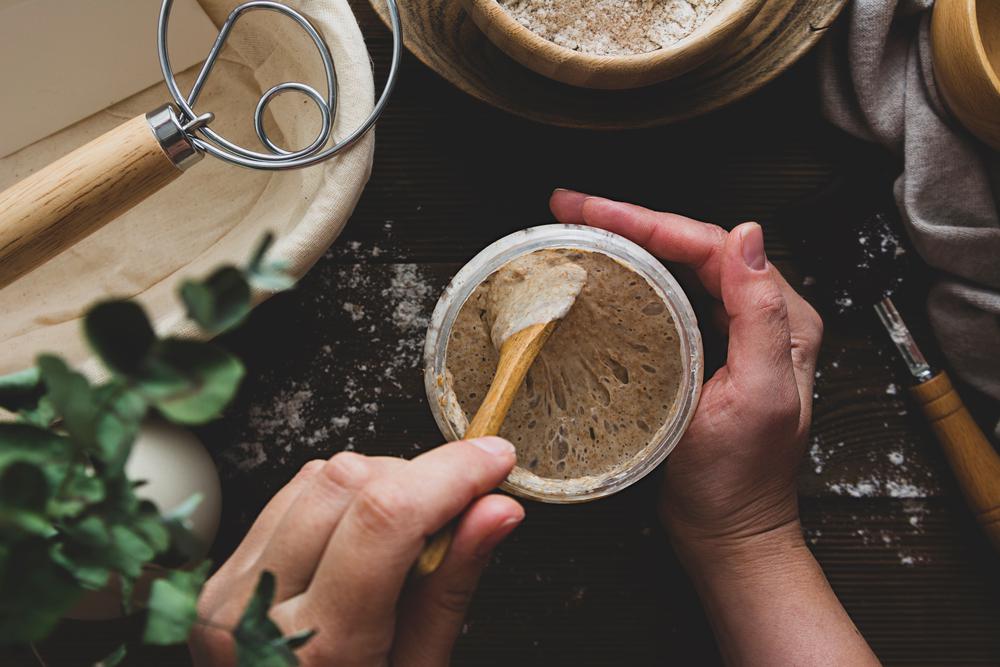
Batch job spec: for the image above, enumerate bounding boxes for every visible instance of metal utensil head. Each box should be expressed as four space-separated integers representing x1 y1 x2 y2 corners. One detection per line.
156 0 401 171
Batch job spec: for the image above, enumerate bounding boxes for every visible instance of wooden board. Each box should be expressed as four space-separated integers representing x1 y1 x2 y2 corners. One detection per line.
21 3 1000 663
368 0 849 129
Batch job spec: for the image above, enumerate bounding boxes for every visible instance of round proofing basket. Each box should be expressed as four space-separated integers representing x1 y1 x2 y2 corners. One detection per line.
0 0 375 377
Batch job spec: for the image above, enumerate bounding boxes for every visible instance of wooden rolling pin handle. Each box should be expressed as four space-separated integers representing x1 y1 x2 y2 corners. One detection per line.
910 371 1000 550
0 105 201 289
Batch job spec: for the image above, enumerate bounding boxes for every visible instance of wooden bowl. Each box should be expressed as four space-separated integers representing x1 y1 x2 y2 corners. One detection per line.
460 0 769 90
931 0 1000 150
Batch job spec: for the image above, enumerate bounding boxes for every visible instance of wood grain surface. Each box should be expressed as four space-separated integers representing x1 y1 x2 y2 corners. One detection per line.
20 1 1000 664
368 0 848 128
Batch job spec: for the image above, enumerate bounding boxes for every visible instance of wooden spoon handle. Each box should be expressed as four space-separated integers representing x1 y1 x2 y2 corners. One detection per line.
910 371 1000 551
414 322 556 576
0 110 192 289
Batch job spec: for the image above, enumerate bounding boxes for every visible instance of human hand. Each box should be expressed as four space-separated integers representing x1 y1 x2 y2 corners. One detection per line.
550 190 823 558
190 438 523 666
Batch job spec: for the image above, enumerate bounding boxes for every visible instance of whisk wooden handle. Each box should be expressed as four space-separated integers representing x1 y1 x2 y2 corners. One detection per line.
0 113 185 289
910 371 1000 551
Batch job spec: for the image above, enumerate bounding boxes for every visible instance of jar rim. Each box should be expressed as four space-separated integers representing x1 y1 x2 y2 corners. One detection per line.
423 224 704 503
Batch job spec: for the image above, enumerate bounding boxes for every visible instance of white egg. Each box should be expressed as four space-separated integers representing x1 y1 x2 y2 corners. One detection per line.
67 420 221 620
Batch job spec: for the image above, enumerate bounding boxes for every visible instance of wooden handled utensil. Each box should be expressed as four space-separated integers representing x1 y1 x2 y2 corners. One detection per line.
414 320 560 575
911 370 1000 548
779 174 1000 552
415 253 588 576
0 0 401 289
876 299 1000 550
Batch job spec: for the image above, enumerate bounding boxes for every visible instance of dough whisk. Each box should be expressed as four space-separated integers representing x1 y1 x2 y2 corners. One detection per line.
0 0 401 288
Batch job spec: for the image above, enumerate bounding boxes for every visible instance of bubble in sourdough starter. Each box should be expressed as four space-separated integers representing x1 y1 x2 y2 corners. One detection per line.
445 249 683 480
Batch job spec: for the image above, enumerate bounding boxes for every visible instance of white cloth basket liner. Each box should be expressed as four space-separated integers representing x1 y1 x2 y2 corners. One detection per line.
0 0 375 376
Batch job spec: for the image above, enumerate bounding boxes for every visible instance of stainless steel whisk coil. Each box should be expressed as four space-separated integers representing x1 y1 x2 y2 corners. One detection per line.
156 0 401 171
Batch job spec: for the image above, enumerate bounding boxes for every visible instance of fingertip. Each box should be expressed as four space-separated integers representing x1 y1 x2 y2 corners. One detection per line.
550 188 590 223
579 194 619 226
451 494 524 560
466 434 515 455
735 222 766 272
465 437 517 473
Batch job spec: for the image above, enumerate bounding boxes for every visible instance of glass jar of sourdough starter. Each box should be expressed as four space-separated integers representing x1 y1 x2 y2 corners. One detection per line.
423 225 703 503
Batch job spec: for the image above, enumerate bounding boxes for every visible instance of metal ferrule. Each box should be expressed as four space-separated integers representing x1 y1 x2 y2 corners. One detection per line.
146 104 203 171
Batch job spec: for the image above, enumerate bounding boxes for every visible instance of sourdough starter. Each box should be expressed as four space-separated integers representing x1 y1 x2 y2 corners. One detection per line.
444 248 682 480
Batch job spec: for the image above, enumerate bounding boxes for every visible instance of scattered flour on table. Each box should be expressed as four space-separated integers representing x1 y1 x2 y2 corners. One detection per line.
223 261 438 473
805 345 940 566
499 0 724 56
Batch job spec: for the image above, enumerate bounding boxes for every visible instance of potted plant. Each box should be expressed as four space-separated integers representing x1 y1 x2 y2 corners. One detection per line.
0 235 314 665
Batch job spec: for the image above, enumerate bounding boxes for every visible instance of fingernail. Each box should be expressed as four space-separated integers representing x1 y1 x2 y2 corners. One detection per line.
475 515 523 558
469 436 515 457
740 223 766 271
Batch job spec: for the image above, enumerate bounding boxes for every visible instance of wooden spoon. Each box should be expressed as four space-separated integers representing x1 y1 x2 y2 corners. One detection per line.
414 253 587 576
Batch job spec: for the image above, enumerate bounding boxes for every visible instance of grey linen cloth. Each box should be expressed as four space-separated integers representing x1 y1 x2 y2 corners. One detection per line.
819 0 1000 436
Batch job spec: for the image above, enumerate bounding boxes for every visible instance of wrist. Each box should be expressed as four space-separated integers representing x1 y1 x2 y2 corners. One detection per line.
666 517 810 580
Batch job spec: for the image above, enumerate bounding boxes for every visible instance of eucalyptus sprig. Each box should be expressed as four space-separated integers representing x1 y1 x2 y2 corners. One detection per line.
0 234 311 666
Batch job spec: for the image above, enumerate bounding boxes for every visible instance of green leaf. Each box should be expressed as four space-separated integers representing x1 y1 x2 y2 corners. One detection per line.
163 493 202 524
143 561 211 645
92 384 146 473
49 469 105 519
248 233 276 274
0 463 54 538
145 340 244 425
130 501 170 554
0 367 44 412
19 395 57 428
0 541 83 644
108 525 156 579
233 571 312 667
119 574 136 616
36 357 146 472
95 643 127 666
277 628 316 651
247 233 295 293
248 267 295 293
0 423 73 473
147 493 205 567
37 355 97 443
49 545 112 591
0 462 48 512
52 516 115 589
180 267 252 335
84 301 156 376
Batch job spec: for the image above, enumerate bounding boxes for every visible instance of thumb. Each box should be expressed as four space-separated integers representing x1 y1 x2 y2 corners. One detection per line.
720 223 797 399
391 494 524 666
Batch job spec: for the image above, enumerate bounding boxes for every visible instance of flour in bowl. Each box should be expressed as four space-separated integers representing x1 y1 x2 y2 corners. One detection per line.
498 0 725 56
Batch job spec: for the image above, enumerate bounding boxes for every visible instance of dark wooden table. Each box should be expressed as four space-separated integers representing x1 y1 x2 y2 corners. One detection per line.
32 2 1000 665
